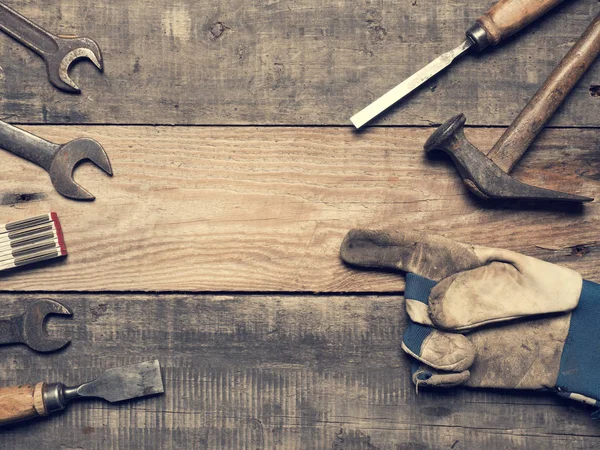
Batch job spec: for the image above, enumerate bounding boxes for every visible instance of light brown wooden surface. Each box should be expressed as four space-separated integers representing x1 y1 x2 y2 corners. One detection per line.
0 126 598 292
0 294 599 450
0 0 597 126
0 383 45 426
0 0 598 448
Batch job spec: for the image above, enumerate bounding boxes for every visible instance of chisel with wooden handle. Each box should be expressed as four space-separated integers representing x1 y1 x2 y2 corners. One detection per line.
0 360 164 426
351 0 570 129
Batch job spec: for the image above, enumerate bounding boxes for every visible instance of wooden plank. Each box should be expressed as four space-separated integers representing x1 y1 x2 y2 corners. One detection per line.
0 293 599 449
0 125 598 293
0 0 597 127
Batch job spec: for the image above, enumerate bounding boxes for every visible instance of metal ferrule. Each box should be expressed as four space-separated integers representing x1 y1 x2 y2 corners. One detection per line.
43 383 67 413
43 382 81 414
466 23 490 51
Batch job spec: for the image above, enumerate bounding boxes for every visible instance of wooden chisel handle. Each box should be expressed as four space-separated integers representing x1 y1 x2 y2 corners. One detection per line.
487 13 600 173
468 0 567 50
0 382 48 425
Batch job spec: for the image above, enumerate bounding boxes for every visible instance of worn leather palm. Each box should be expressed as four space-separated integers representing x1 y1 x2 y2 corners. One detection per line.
340 229 600 406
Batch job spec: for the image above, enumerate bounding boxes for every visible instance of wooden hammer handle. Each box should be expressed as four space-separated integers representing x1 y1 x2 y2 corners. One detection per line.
487 13 600 173
0 382 48 426
477 0 567 46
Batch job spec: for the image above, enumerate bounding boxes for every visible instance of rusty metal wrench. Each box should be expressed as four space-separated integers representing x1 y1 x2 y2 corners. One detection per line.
0 2 103 93
0 300 72 353
0 120 113 200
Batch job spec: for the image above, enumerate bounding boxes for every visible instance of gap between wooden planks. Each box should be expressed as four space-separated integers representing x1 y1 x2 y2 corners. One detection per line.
0 125 598 292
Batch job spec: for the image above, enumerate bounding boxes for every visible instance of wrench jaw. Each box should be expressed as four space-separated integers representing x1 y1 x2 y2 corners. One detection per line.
47 37 103 93
49 138 113 201
21 300 72 353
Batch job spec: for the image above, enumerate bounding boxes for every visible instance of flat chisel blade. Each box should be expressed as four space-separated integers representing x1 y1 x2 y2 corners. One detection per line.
76 360 164 402
350 39 473 129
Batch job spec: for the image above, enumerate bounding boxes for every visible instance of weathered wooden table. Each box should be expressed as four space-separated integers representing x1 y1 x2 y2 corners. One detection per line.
0 1 599 448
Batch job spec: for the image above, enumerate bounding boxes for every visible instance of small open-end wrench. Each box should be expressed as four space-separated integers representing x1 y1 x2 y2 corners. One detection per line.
0 120 113 200
0 2 103 93
0 299 72 353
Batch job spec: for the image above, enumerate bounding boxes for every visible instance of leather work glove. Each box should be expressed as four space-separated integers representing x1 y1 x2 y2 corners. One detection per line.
340 229 600 407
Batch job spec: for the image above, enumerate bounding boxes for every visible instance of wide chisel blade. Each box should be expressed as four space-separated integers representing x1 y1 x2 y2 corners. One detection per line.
75 360 164 402
350 39 473 129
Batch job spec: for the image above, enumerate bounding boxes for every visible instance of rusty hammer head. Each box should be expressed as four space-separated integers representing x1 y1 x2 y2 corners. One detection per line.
424 114 592 202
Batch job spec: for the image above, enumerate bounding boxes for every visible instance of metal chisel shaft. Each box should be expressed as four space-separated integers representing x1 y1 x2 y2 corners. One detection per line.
351 40 472 129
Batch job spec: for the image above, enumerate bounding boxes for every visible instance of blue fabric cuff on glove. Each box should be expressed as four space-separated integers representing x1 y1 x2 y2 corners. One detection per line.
402 273 436 357
557 280 600 405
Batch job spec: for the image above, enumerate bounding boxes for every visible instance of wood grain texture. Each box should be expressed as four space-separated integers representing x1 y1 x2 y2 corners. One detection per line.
0 294 599 449
0 383 45 426
480 0 567 45
0 1 597 447
0 126 598 293
0 0 597 126
487 12 600 172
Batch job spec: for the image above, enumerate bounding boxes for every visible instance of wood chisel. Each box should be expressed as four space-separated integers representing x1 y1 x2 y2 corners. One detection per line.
0 360 164 426
350 0 569 129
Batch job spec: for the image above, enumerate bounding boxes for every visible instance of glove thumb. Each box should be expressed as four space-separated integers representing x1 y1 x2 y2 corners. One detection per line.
402 322 475 373
411 361 470 390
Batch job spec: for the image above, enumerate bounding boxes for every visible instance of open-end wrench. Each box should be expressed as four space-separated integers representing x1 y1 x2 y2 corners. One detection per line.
0 2 103 93
0 120 113 200
0 300 72 353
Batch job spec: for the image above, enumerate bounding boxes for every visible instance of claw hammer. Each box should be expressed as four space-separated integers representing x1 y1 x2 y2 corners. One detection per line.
425 13 600 202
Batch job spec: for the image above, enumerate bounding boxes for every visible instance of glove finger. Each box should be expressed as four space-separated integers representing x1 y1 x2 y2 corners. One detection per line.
411 361 470 389
340 229 484 281
429 250 583 331
402 322 475 373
